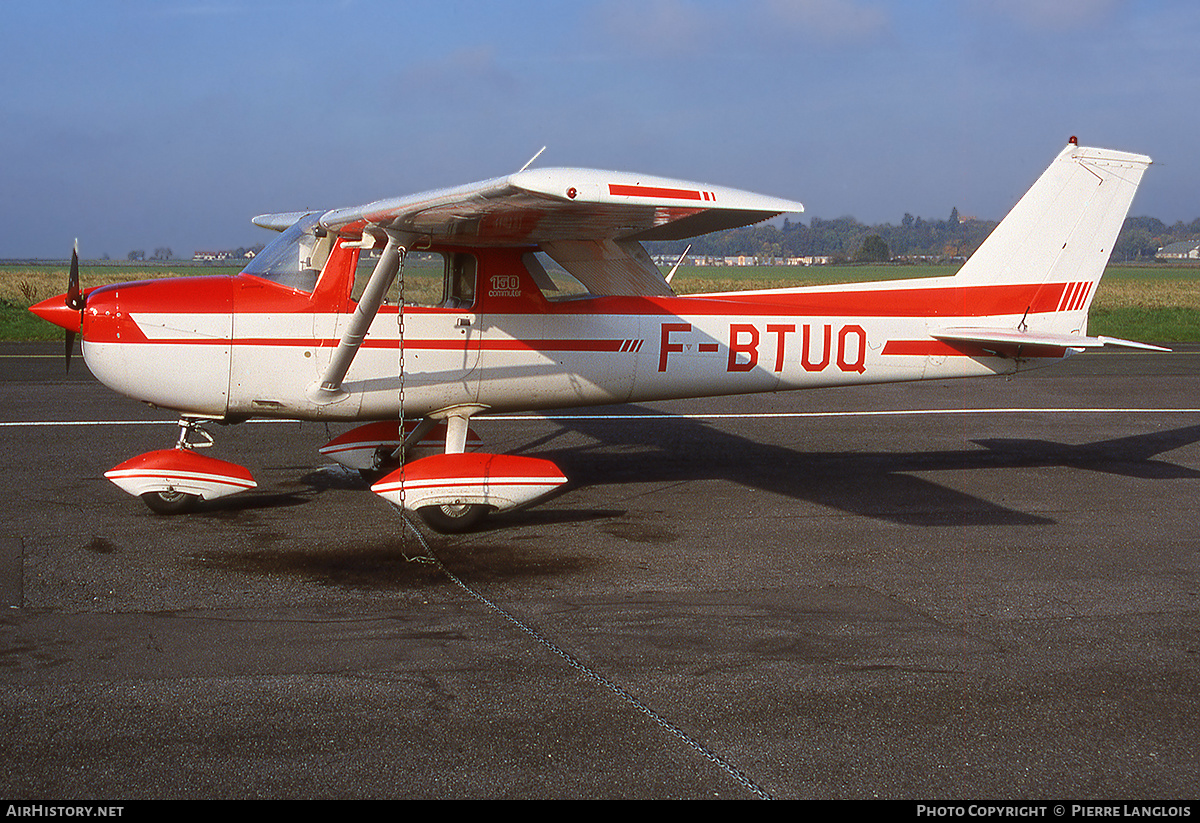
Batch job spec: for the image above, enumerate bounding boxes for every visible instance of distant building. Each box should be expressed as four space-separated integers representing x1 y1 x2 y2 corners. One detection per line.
648 253 831 267
1156 241 1200 260
192 248 258 262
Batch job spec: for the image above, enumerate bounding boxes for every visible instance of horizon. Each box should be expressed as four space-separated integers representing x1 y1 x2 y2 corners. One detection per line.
5 209 1198 264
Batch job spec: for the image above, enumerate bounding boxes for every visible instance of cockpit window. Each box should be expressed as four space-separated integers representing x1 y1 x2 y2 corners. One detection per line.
241 212 332 293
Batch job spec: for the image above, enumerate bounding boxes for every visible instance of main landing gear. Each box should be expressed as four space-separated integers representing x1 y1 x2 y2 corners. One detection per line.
104 408 567 532
320 406 568 534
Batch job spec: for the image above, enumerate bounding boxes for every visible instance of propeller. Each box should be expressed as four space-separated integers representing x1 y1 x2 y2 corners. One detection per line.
64 241 84 372
27 242 87 370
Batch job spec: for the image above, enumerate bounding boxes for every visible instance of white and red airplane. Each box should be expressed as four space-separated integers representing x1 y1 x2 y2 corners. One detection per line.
31 139 1161 531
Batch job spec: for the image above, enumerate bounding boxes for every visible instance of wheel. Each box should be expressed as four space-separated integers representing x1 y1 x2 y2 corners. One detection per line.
359 450 401 486
140 490 200 515
418 503 491 533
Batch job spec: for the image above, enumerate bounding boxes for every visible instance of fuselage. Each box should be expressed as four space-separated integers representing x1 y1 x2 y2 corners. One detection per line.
22 145 1151 528
67 243 1073 422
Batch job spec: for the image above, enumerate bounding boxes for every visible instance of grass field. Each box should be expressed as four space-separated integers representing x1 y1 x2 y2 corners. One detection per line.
4 261 1199 343
0 263 243 341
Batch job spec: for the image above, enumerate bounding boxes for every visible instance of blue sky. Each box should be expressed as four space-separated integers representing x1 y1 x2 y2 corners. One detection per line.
2 0 1197 258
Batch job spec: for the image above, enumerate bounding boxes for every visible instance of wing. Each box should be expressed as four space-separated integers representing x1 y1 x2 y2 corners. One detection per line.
309 168 803 245
253 167 802 298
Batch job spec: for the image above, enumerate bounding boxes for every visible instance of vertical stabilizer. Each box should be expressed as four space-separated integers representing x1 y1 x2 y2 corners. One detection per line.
953 142 1151 333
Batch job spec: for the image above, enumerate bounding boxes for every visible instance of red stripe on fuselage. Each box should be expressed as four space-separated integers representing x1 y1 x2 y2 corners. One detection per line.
158 337 632 353
528 282 1069 318
101 279 1073 319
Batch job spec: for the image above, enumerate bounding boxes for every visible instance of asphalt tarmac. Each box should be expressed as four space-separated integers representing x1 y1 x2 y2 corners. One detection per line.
2 342 1198 799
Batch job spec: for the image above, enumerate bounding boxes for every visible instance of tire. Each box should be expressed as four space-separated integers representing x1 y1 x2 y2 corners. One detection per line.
418 503 491 533
140 490 200 515
359 451 401 486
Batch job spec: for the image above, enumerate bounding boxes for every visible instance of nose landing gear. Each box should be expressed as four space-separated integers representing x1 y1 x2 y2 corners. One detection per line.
104 418 257 514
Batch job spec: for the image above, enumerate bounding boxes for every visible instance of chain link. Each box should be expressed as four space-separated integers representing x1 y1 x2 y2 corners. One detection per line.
396 247 407 548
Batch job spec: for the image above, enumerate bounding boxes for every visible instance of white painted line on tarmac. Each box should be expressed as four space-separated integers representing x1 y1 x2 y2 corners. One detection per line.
3 408 1199 428
487 408 1200 420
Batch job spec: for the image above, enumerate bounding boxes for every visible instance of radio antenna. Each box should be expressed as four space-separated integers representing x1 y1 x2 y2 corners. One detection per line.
518 146 547 172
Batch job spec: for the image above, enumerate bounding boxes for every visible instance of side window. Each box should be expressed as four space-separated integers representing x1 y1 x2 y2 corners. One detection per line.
523 251 590 301
444 253 477 308
352 251 442 307
350 251 476 308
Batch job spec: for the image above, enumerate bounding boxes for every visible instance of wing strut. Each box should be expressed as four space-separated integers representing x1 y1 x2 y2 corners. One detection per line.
308 229 417 404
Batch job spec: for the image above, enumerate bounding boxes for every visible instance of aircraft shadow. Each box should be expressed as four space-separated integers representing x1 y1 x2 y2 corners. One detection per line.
186 465 360 516
970 425 1200 480
506 410 1200 528
192 491 310 516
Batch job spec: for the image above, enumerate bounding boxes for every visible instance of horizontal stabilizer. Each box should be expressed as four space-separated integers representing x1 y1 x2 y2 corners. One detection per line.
933 327 1170 353
1092 335 1172 351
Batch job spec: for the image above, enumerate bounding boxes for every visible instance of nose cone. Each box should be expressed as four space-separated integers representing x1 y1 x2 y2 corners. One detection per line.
29 294 81 333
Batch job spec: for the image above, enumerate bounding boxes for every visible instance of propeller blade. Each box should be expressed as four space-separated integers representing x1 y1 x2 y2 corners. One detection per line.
65 240 83 373
65 330 76 373
66 241 82 310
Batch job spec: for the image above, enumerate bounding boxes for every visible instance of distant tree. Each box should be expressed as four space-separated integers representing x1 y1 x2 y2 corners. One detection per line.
1124 215 1166 237
856 235 890 263
1114 227 1154 261
648 210 1196 263
151 247 173 261
127 250 145 261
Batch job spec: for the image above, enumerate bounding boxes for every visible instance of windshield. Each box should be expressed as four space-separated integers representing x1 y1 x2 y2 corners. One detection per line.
241 212 331 292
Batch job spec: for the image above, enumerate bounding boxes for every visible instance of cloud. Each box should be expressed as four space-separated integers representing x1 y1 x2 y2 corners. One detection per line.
395 46 519 102
591 0 720 52
967 0 1123 31
759 0 890 43
591 0 889 53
